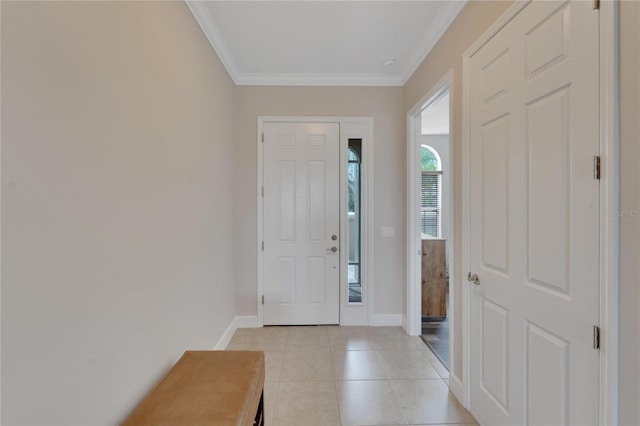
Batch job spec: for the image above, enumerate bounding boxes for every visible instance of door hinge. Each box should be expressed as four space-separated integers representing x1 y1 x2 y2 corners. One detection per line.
593 0 600 10
261 186 264 197
594 155 601 180
593 325 600 350
261 241 264 251
262 295 264 305
261 133 264 143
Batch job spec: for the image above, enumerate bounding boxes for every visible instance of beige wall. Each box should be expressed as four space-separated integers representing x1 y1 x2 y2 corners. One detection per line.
619 0 640 424
403 0 513 381
234 86 405 317
1 2 236 424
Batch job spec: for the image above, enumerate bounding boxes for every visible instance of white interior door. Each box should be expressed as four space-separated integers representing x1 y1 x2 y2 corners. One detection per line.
468 1 600 425
263 122 340 325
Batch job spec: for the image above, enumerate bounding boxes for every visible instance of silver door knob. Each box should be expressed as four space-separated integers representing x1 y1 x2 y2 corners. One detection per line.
327 247 338 253
467 272 480 285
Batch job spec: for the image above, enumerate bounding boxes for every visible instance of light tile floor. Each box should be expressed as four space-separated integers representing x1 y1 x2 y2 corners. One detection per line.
226 326 478 426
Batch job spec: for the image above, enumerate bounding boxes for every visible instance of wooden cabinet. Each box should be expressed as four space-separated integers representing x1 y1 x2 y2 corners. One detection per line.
421 239 447 318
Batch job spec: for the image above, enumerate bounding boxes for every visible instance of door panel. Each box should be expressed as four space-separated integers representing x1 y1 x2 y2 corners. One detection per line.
527 88 571 295
308 161 326 241
278 161 296 241
263 122 340 325
524 3 570 79
469 1 599 425
481 114 510 274
278 257 296 305
481 49 509 104
307 257 326 304
481 298 509 412
526 322 569 426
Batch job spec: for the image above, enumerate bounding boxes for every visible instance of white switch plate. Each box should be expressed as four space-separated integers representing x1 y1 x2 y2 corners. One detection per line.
380 227 395 238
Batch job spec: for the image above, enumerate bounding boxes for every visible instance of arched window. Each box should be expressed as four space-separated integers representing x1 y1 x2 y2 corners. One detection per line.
421 145 442 238
421 145 441 172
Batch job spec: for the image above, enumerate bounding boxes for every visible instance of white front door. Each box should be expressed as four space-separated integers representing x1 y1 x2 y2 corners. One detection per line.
468 1 600 425
263 122 340 325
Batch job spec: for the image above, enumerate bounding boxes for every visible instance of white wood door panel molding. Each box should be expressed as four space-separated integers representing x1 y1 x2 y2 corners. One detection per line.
466 1 602 425
263 122 340 325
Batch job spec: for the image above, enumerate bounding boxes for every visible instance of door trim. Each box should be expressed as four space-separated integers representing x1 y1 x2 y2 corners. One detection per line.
257 116 374 326
597 1 620 424
461 1 619 424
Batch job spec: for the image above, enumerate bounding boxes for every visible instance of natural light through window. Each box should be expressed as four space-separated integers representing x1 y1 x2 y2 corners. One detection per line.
348 140 362 303
421 145 442 238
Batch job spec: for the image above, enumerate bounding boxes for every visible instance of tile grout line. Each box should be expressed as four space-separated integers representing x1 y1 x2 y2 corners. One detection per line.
329 327 344 426
386 376 411 426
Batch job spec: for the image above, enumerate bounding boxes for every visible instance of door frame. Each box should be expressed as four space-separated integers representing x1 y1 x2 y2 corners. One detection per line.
405 71 454 347
257 116 375 326
461 1 619 424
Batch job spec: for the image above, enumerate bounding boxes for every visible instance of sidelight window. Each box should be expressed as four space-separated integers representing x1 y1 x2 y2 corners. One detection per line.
348 140 362 303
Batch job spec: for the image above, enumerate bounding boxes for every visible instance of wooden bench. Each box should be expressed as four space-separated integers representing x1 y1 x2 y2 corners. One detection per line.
123 351 265 426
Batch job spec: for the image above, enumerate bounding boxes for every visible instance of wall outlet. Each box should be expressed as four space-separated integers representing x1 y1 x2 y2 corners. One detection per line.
380 226 395 238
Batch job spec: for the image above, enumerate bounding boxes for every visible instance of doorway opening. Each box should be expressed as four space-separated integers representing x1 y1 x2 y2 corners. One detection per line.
406 72 454 374
418 91 451 369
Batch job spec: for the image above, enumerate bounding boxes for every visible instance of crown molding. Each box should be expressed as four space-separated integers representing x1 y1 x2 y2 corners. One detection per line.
185 0 239 84
236 73 404 87
400 0 468 83
185 0 467 87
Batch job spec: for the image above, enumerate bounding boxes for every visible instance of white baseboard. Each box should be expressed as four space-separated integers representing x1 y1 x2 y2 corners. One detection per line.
214 317 238 350
450 373 465 407
213 315 261 350
235 315 259 329
216 313 405 348
402 315 408 333
370 314 403 326
340 319 369 326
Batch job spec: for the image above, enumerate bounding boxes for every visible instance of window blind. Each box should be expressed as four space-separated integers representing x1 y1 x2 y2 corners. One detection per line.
421 172 441 238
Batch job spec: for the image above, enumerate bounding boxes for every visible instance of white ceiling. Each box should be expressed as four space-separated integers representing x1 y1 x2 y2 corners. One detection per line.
421 91 449 135
186 1 467 86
